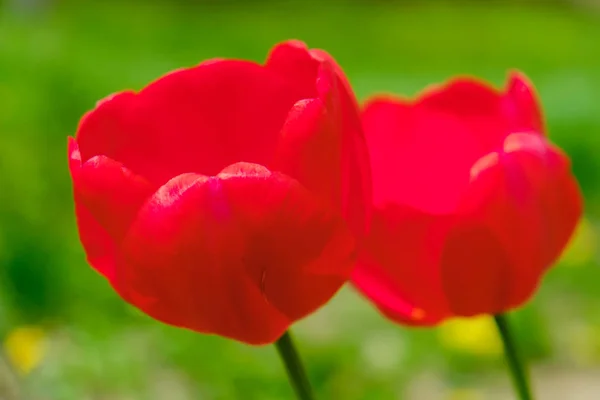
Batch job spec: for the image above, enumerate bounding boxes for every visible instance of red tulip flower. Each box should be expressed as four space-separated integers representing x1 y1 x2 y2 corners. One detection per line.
68 41 371 345
352 72 582 326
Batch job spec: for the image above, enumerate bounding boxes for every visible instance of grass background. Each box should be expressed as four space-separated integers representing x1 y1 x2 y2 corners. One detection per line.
1 0 600 398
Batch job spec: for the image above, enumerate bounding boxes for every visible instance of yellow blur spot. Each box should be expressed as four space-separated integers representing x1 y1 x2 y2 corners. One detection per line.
438 316 502 357
560 218 596 267
3 326 47 375
563 322 600 367
446 388 484 400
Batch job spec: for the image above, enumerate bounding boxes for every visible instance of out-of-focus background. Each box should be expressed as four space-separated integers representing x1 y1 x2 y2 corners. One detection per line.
1 0 599 399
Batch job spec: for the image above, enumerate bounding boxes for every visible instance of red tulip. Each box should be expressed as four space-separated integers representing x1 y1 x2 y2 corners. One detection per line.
68 40 371 345
352 72 582 325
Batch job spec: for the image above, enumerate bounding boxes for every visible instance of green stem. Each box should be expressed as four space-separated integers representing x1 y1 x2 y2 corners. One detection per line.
494 314 533 400
275 331 315 400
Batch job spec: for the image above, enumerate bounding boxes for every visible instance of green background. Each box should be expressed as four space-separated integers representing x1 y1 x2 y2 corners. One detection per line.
1 1 599 398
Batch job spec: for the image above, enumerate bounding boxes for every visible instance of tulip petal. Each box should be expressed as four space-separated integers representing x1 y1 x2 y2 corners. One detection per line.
77 60 309 185
76 91 137 166
499 133 582 273
311 49 373 237
362 98 483 214
440 222 513 316
73 204 123 285
503 71 545 135
271 48 372 237
357 73 574 324
70 137 155 290
449 132 582 311
352 204 452 325
265 40 320 99
420 78 508 146
309 48 361 112
419 78 501 120
73 155 154 243
120 162 355 344
273 98 342 210
362 73 545 217
68 138 118 283
219 163 356 320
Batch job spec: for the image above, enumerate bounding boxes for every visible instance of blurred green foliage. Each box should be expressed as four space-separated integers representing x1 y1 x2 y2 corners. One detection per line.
1 1 600 399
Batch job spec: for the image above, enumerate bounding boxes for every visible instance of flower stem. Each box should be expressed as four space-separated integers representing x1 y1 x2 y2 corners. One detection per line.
275 330 315 400
494 313 533 400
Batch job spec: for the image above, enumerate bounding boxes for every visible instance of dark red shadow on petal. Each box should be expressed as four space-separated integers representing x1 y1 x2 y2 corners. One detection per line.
455 148 543 313
440 223 512 317
352 204 452 325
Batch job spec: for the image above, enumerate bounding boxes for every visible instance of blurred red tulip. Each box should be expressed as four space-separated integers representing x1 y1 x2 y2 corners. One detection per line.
68 40 371 345
352 72 582 325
